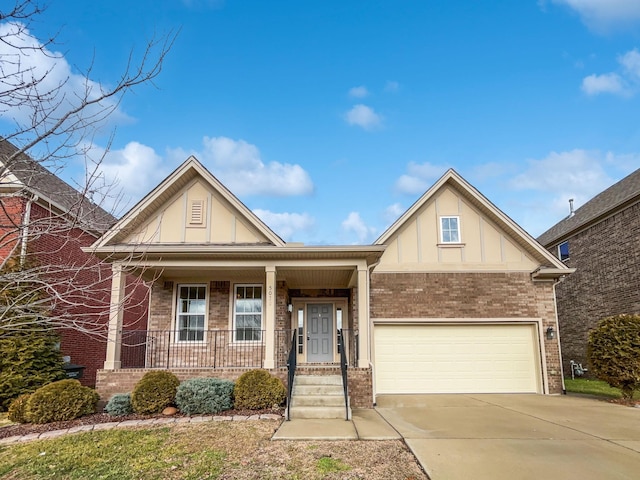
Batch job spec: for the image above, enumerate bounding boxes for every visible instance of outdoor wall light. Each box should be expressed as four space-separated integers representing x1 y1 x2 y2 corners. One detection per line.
546 326 555 340
287 304 293 312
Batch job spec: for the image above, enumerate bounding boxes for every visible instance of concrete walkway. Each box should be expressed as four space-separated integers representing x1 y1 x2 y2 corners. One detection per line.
376 394 640 480
272 409 401 440
0 413 283 445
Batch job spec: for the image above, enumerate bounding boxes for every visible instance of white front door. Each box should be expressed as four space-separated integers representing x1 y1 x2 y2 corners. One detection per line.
307 304 333 362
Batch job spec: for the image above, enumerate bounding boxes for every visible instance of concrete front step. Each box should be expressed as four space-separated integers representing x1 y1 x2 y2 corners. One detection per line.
292 384 344 396
288 405 351 420
291 394 346 407
289 374 351 419
294 375 343 386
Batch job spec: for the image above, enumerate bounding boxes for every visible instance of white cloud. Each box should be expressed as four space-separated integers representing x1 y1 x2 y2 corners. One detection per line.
620 49 640 79
90 136 313 214
551 0 640 31
341 212 376 244
384 81 400 92
581 73 627 95
507 149 632 235
580 49 640 97
174 136 314 196
394 162 449 195
383 203 405 223
252 209 314 241
348 86 369 98
344 104 383 130
0 22 129 139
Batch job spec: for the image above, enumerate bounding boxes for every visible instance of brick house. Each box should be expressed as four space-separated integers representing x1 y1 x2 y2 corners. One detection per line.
0 139 148 387
537 168 640 377
91 157 572 412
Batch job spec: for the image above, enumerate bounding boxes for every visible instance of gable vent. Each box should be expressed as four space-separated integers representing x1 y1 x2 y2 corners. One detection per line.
189 199 205 225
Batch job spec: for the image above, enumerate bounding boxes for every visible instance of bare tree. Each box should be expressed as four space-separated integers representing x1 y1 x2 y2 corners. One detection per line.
0 0 174 337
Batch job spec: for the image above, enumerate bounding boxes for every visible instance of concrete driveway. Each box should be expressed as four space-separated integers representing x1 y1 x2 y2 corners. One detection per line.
375 394 640 480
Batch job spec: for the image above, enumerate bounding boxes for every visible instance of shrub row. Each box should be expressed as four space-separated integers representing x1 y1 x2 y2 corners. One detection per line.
8 369 286 424
104 369 285 417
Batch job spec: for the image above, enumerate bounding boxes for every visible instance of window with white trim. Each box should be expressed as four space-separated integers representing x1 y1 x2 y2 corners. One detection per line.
176 284 206 341
234 285 263 341
558 241 569 261
440 216 460 243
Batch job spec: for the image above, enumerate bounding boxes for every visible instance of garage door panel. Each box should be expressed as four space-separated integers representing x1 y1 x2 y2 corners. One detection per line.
374 324 540 394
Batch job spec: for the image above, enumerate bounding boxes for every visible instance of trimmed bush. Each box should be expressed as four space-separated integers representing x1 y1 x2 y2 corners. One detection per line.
0 332 66 411
25 379 99 424
175 378 234 415
131 371 180 415
234 369 286 410
587 314 640 399
7 393 31 423
104 393 133 416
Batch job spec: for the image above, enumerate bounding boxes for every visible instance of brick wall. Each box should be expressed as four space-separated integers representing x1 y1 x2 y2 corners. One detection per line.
96 365 374 408
0 195 25 260
0 198 149 388
370 271 563 394
552 202 640 376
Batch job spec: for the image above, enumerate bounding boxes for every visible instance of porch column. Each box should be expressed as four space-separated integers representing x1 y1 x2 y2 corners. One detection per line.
263 265 276 369
357 265 370 368
104 263 125 370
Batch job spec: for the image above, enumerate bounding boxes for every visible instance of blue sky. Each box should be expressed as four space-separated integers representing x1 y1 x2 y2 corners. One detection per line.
2 0 640 244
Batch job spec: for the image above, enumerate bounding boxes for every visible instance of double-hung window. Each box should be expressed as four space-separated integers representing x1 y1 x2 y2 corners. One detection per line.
176 285 206 341
234 285 263 341
440 216 460 243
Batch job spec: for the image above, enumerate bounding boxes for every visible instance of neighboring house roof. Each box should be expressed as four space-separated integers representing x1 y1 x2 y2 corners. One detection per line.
537 168 640 247
0 139 116 235
375 168 569 272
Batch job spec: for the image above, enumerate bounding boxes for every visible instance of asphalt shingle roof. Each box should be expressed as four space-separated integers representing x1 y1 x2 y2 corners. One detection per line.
537 168 640 247
0 139 116 234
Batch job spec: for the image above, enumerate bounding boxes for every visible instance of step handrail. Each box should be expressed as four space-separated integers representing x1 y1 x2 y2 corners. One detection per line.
286 330 297 421
338 328 349 420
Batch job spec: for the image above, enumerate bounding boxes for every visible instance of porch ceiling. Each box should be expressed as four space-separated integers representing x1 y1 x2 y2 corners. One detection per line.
152 266 355 288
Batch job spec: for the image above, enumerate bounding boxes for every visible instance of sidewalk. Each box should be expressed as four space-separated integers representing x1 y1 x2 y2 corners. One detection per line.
272 409 401 440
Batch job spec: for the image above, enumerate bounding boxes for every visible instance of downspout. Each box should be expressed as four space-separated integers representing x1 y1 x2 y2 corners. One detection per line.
367 259 380 405
552 278 567 394
19 195 37 266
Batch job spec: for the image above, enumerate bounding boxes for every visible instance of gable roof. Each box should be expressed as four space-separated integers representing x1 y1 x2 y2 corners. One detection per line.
0 138 116 235
537 168 640 247
92 156 286 249
375 168 567 270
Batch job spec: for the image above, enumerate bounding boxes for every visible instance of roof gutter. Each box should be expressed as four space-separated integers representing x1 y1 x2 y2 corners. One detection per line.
531 267 575 281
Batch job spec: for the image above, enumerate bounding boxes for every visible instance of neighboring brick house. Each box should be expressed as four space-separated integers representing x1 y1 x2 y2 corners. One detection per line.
0 139 148 387
91 156 572 408
537 168 640 377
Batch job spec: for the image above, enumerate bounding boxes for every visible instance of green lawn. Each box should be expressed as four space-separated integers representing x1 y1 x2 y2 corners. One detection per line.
0 420 425 480
565 378 638 399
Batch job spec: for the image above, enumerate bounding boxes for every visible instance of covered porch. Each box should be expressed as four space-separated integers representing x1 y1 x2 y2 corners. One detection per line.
96 246 383 407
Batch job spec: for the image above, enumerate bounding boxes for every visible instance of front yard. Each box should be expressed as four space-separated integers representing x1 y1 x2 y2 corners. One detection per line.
0 420 426 479
565 378 639 400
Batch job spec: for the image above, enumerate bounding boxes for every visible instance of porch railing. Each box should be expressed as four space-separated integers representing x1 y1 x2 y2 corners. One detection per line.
286 330 297 421
118 328 356 370
120 330 268 369
338 329 349 420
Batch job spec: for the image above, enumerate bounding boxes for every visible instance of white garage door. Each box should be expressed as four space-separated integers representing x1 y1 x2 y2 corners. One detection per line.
374 324 541 394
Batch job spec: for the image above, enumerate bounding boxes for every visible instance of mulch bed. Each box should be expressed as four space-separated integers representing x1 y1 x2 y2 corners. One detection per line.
0 408 283 441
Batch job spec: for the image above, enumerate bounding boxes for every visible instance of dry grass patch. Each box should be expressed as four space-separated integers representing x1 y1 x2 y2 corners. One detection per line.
0 420 426 479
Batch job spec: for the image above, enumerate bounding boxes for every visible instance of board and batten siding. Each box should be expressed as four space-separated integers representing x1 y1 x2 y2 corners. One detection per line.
377 186 538 272
123 179 268 245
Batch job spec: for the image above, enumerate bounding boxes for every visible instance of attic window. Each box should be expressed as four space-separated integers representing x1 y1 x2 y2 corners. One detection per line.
189 199 205 226
440 216 460 243
558 241 569 262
